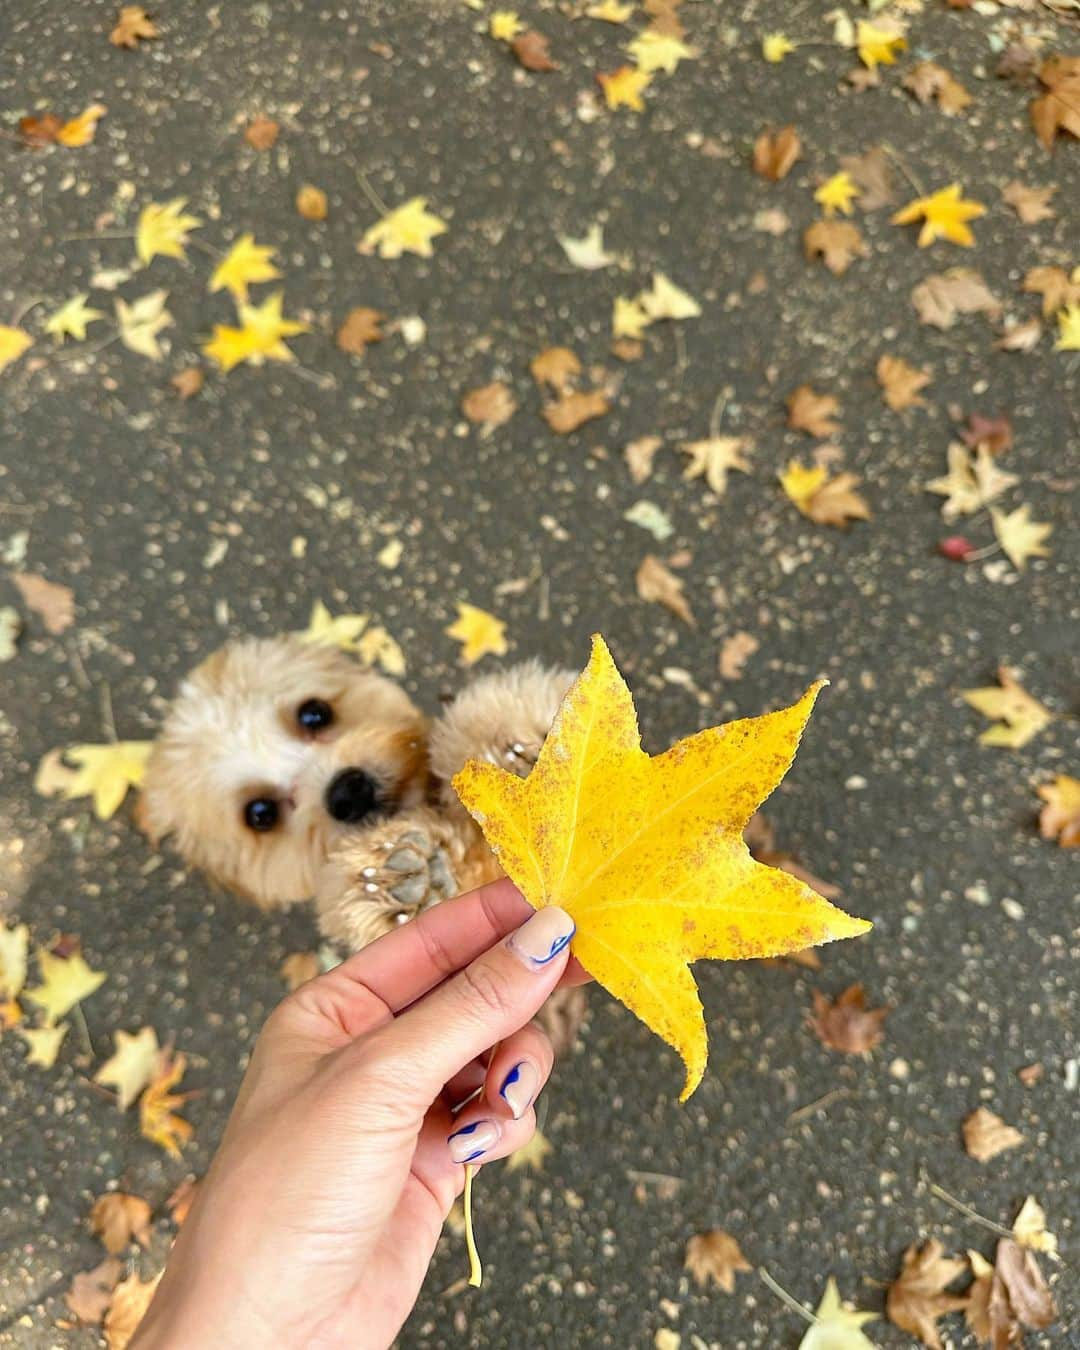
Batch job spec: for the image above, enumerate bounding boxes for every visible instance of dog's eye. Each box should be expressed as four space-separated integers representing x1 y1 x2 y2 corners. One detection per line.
243 797 280 832
297 698 334 733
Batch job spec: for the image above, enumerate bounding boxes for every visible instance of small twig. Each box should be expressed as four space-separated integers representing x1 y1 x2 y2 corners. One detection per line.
924 1174 1013 1239
759 1266 816 1324
11 295 47 326
284 362 336 390
187 236 224 259
707 388 728 440
70 1002 95 1060
51 332 121 363
787 1085 849 1124
0 501 35 514
963 540 1002 563
880 143 925 198
672 325 688 384
357 170 391 219
626 1169 684 1189
58 230 134 242
66 637 93 691
100 683 118 743
537 574 550 623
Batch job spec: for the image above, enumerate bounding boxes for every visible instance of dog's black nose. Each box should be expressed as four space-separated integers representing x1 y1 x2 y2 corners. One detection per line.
325 768 379 824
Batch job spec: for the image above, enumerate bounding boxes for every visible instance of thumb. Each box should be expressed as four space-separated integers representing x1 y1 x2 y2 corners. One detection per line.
371 906 575 1107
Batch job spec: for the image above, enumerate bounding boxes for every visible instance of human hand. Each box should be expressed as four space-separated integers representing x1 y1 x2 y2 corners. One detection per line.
133 880 581 1350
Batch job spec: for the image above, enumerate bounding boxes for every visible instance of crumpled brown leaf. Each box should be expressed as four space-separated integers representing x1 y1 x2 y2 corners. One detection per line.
635 554 694 626
912 269 1000 329
804 220 869 275
962 1106 1024 1162
840 146 894 210
752 125 801 180
786 385 840 437
684 1229 751 1293
104 1271 162 1350
543 388 609 434
530 346 581 395
512 30 557 71
1030 55 1080 150
886 1238 969 1349
65 1258 122 1325
90 1193 152 1255
462 380 517 429
12 572 75 634
809 984 887 1054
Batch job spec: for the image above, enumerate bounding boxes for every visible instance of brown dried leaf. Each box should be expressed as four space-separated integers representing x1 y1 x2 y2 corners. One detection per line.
11 572 75 634
995 1239 1056 1330
803 220 868 275
19 112 65 146
110 6 159 48
543 389 609 434
1037 774 1080 847
804 473 871 527
244 115 279 150
997 42 1040 83
635 554 695 626
1030 55 1080 150
886 1239 969 1349
336 307 385 356
752 125 802 181
839 146 894 210
611 337 644 362
959 412 1013 456
877 354 932 410
170 366 203 399
624 435 663 485
912 269 1000 329
166 1175 199 1226
65 1258 122 1325
964 1249 1012 1348
684 1229 751 1293
530 346 582 395
962 1106 1024 1162
89 1193 152 1255
903 61 972 114
718 632 759 680
280 951 320 990
1001 181 1056 224
462 380 517 429
512 30 557 71
1023 264 1080 317
296 184 328 220
996 317 1042 353
809 984 887 1054
786 385 840 438
104 1271 162 1350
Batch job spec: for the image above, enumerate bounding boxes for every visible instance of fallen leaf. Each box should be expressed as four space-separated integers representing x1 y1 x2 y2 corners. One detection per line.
44 294 106 342
804 220 868 274
964 1249 1011 1348
754 207 791 235
807 981 887 1056
20 1023 69 1067
170 366 203 398
912 269 1000 328
203 293 308 371
893 183 986 248
996 317 1042 352
0 325 34 372
799 1276 878 1349
10 572 75 634
140 1050 194 1157
489 10 524 42
530 346 582 394
244 114 279 149
752 125 802 180
543 389 609 434
446 602 508 666
1037 774 1080 847
781 462 870 527
963 1106 1024 1162
718 632 759 680
18 112 65 146
876 354 931 410
627 30 698 74
512 30 557 71
679 436 751 495
624 500 673 541
997 41 1040 81
281 951 320 990
25 947 107 1025
684 1230 751 1293
506 1127 553 1172
587 0 634 20
135 198 201 265
1030 55 1080 150
0 920 29 1001
358 197 448 259
995 1238 1057 1328
625 435 663 484
1011 1195 1057 1257
786 385 840 437
209 234 281 303
639 272 701 321
115 289 173 360
295 184 328 220
598 65 652 111
166 1176 199 1226
336 307 385 356
962 667 1053 749
991 504 1053 570
814 171 860 217
763 33 797 64
95 1027 161 1111
462 381 517 429
35 741 152 818
1056 302 1080 351
110 6 159 48
355 625 405 677
840 147 894 210
611 337 644 361
56 104 108 147
89 1192 153 1254
65 1258 122 1325
886 1239 969 1349
1001 181 1057 224
613 295 651 339
298 600 372 654
635 554 695 626
925 444 1017 520
902 61 972 114
959 412 1012 456
103 1271 162 1350
454 636 869 1099
1022 264 1080 317
558 223 615 270
857 19 907 69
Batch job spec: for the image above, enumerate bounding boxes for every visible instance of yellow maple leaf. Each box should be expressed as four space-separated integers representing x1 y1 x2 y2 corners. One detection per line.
203 292 308 371
779 459 828 507
639 272 701 321
1037 774 1080 847
95 1027 161 1111
598 65 652 112
814 172 860 218
1012 1195 1058 1257
209 234 282 303
0 325 33 373
962 668 1053 749
613 295 651 339
299 599 370 649
25 949 107 1026
44 294 106 342
20 1022 69 1068
892 183 986 248
1055 302 1080 351
139 1051 194 1158
799 1277 878 1349
56 103 107 147
115 290 173 360
446 602 508 666
627 31 699 75
454 636 870 1100
856 21 906 69
763 33 797 64
506 1127 553 1173
135 198 202 265
586 0 634 21
358 196 448 259
36 741 152 819
489 10 523 41
0 920 29 1001
991 504 1053 570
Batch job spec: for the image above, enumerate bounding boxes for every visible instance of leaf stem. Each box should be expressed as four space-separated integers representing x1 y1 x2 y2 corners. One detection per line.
924 1174 1013 1239
357 171 391 219
463 1164 483 1288
758 1266 815 1324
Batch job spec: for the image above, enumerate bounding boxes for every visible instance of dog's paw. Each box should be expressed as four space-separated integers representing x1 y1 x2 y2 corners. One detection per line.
364 824 460 917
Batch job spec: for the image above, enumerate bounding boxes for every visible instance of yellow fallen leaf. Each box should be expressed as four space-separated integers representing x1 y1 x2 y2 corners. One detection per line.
446 602 508 666
598 65 652 112
35 741 152 819
0 325 33 373
489 10 523 41
627 30 699 75
298 599 369 649
558 223 615 270
781 460 871 527
25 949 107 1026
95 1027 161 1111
925 443 1017 521
1037 774 1080 847
139 1050 194 1158
613 295 651 339
506 1127 553 1172
1012 1195 1058 1258
763 33 797 64
799 1276 878 1349
0 920 29 1001
203 292 308 371
135 198 202 265
892 183 986 248
586 0 633 21
209 234 281 303
358 196 448 259
110 6 159 48
44 295 106 342
115 290 173 360
1055 302 1080 351
814 172 860 218
454 636 870 1100
56 103 108 147
962 667 1053 748
639 272 701 321
20 1022 69 1068
991 504 1053 570
103 1270 161 1349
679 437 752 496
856 20 906 69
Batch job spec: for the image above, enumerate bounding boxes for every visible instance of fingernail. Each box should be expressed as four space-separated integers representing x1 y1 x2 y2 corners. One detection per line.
507 906 575 970
448 1118 501 1164
498 1061 539 1120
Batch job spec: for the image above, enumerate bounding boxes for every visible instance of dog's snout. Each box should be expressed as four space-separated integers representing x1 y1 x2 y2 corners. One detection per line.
325 768 379 824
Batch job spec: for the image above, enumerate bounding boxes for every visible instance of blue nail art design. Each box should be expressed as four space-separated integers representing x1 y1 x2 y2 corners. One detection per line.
448 1120 491 1163
535 927 574 964
500 1064 523 1096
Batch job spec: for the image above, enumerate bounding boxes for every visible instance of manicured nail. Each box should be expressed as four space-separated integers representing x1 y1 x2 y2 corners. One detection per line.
498 1061 539 1120
448 1118 501 1165
507 906 575 970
